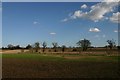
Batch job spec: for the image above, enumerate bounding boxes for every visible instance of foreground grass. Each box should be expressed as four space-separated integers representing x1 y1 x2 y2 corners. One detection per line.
2 53 119 62
2 53 120 78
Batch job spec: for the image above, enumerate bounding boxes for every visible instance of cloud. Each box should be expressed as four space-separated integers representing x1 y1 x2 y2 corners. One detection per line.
89 28 100 32
103 0 120 2
110 12 120 23
71 10 86 19
81 4 87 9
61 18 68 22
50 32 56 35
65 0 119 22
114 30 118 32
33 21 39 24
94 34 106 38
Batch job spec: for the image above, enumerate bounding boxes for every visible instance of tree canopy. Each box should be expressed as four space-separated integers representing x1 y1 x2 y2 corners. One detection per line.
77 39 91 51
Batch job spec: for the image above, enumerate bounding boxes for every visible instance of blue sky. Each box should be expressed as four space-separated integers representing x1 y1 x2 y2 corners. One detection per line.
0 1 2 48
2 2 119 47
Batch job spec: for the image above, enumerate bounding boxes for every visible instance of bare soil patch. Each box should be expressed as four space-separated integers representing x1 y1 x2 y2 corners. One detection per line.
2 58 119 78
1 50 29 54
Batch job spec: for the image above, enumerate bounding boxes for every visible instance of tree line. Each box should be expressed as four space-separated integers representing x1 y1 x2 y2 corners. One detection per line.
2 39 119 52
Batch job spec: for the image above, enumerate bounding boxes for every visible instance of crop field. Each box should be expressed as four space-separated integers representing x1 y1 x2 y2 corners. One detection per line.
2 53 120 78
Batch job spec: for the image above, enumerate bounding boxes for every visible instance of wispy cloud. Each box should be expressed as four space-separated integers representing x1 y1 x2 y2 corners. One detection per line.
81 4 87 9
33 21 39 24
63 0 119 23
110 12 120 23
50 32 56 35
61 18 68 22
94 34 106 38
89 28 100 32
114 30 118 33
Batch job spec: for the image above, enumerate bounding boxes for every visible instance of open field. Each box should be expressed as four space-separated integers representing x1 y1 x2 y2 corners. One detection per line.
2 53 120 78
3 1 119 79
1 50 29 54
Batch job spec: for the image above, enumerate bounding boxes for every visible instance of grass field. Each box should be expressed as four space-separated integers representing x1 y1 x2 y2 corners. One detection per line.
2 53 120 78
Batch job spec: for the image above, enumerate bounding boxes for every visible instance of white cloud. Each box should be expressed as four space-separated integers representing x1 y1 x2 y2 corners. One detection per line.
114 30 118 32
110 12 120 23
71 10 85 19
33 21 39 24
89 28 100 32
81 4 87 9
50 32 56 35
103 0 120 2
61 18 68 22
66 0 119 22
94 34 106 38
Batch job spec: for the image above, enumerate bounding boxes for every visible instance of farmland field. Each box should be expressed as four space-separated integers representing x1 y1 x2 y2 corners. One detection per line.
2 53 120 78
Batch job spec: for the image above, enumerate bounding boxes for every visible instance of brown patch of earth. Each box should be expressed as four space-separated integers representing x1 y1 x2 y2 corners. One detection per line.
2 58 119 78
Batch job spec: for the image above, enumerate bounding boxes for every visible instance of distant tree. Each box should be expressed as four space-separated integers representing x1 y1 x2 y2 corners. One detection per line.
107 39 116 50
52 42 58 52
26 44 32 49
7 44 14 50
15 45 21 49
2 47 4 49
77 39 91 51
62 45 66 52
34 42 40 52
42 41 47 52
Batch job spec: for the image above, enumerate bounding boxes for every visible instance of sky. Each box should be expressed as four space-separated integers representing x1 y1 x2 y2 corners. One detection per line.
0 1 2 48
2 1 119 47
2 0 104 2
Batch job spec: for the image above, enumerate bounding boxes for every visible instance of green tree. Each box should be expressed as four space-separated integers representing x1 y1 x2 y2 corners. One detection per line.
34 42 40 52
7 44 14 50
42 41 47 52
26 44 32 49
26 44 33 52
52 42 58 52
62 45 66 52
107 39 116 50
77 39 91 51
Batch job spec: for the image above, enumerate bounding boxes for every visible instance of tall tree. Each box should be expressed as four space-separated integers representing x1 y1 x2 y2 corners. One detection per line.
34 42 40 52
77 39 91 51
62 45 66 52
52 42 58 52
26 44 32 49
15 45 21 49
107 39 116 50
7 44 14 50
42 41 47 52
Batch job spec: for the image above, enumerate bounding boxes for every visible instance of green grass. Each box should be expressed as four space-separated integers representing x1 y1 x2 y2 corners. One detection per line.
2 53 65 61
2 53 119 62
